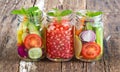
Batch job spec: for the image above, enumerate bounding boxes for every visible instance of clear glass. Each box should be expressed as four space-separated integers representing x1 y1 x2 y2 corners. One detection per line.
17 15 46 61
75 10 103 62
46 15 74 61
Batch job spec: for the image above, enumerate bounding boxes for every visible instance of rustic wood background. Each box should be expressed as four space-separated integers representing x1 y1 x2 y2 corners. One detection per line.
0 0 120 72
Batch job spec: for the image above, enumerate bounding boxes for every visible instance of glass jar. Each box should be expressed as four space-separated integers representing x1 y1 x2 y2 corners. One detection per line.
75 10 103 62
46 15 74 61
17 13 46 61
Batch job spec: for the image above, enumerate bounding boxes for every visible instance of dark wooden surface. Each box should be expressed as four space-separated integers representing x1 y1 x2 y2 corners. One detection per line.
0 0 120 72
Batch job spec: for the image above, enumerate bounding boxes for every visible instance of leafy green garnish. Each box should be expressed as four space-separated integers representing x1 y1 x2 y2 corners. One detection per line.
47 8 72 21
60 10 72 16
11 7 42 20
12 7 42 26
86 11 103 17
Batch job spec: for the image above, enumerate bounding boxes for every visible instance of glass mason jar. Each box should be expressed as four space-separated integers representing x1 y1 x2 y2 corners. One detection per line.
17 13 46 61
75 10 103 62
46 15 74 61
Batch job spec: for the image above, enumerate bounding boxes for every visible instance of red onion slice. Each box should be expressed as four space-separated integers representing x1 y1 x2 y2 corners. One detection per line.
80 30 96 42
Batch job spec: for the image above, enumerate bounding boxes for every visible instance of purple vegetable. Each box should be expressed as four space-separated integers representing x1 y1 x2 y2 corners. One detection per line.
18 45 28 58
80 30 96 42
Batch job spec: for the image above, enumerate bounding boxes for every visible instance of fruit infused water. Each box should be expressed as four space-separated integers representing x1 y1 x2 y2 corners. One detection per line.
12 7 45 61
46 9 74 61
75 10 103 62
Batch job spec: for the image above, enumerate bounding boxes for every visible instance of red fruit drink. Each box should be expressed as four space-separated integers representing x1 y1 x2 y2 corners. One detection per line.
46 17 74 61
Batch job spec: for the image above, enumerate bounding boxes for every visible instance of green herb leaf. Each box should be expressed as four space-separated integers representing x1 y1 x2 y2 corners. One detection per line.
86 11 103 17
28 7 39 13
47 12 55 16
61 10 72 16
11 9 26 15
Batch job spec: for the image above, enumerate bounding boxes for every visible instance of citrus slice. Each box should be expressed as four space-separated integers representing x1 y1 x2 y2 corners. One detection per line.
28 48 42 59
17 29 23 46
74 35 82 59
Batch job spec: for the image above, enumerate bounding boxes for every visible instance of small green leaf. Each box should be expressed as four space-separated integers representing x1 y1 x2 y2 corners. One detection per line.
11 10 25 15
61 10 72 16
47 12 55 16
86 11 103 17
27 7 39 13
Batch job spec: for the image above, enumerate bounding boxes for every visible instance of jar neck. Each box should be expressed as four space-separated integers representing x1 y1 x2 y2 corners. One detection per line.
47 15 72 22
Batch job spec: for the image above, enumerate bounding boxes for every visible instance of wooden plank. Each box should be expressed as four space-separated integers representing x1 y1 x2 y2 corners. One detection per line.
0 0 35 72
87 0 120 12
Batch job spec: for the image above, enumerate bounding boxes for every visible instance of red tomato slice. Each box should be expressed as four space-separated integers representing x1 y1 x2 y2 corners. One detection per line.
24 34 42 49
81 42 101 59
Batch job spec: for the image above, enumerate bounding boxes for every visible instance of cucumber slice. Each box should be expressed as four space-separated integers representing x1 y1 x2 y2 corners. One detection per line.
28 23 40 36
28 22 38 31
28 48 42 59
28 22 40 35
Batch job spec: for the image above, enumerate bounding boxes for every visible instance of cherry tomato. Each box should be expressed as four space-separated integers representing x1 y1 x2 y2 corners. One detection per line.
81 42 101 59
24 34 42 49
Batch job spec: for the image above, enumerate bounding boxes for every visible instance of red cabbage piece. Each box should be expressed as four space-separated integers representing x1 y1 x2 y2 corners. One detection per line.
18 45 28 58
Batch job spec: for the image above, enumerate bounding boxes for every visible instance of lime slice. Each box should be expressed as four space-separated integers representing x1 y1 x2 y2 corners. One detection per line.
28 48 42 59
74 35 82 59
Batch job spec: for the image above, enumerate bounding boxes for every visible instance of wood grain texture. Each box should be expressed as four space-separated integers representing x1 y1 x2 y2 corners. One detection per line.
0 0 35 72
105 13 120 72
87 0 120 12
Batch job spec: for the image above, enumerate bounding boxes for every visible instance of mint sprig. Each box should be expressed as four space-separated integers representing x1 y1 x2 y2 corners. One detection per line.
86 11 103 17
76 10 103 17
11 7 42 19
47 8 72 21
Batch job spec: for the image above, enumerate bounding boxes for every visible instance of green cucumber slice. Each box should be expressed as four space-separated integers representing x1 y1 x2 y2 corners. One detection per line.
28 22 40 35
28 48 42 59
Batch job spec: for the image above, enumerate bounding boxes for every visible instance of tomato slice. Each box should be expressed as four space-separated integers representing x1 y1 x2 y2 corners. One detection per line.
81 42 101 59
24 34 42 49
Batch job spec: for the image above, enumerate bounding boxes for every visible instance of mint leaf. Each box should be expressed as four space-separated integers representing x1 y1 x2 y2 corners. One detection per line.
61 10 72 16
28 7 39 13
47 12 55 16
86 11 103 17
11 9 26 15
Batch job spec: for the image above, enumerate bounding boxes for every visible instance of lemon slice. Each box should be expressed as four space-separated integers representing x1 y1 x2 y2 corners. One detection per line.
28 48 42 59
74 35 82 59
17 29 23 45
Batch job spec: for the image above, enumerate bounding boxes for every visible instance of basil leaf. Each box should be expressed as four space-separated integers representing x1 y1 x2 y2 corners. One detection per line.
86 11 103 17
61 10 72 16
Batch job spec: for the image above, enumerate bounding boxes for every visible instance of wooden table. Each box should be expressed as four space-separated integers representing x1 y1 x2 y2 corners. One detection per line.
0 0 120 72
